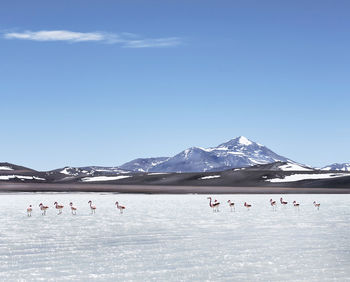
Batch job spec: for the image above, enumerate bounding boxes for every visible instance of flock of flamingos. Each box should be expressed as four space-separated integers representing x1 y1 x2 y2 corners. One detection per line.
26 200 126 216
207 197 321 212
25 197 321 216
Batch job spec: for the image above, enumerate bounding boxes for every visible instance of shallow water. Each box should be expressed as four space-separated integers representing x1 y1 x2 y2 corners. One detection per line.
0 193 349 281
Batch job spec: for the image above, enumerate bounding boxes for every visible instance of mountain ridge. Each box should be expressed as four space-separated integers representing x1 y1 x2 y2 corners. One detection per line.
123 136 291 173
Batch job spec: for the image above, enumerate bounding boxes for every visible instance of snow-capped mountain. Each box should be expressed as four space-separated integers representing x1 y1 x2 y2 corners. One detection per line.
122 136 291 173
321 163 350 172
119 157 169 172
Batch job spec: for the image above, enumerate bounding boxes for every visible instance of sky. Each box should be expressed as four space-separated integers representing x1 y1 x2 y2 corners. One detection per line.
1 0 350 170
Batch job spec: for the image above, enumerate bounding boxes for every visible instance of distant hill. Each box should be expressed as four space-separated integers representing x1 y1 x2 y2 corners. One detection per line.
119 157 169 172
322 163 350 172
2 161 349 189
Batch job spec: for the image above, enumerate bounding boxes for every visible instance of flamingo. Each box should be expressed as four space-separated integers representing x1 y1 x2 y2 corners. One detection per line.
207 197 220 212
313 201 320 210
280 197 288 206
88 200 96 214
54 202 64 215
293 201 300 210
27 205 33 217
270 199 277 211
244 202 252 210
39 203 49 215
69 202 77 215
227 200 235 212
115 201 126 214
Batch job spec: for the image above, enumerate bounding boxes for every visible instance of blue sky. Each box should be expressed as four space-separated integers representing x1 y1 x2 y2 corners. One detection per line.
1 0 349 170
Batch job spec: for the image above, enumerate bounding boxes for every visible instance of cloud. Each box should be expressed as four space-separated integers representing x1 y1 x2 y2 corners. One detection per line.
122 37 181 48
3 30 181 48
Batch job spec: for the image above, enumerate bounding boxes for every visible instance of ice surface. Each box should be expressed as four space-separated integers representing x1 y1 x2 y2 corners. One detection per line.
0 193 349 281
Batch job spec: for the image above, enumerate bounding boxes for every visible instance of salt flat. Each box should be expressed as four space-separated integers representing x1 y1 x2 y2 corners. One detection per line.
0 193 349 281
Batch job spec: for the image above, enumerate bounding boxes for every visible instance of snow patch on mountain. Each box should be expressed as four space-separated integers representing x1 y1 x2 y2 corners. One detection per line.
200 175 221 180
0 175 45 181
0 166 13 171
237 136 252 146
81 175 131 182
266 173 348 183
278 163 313 171
60 167 76 175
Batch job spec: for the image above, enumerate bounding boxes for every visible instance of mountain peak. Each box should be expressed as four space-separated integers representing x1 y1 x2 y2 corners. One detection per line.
236 136 253 146
218 136 256 149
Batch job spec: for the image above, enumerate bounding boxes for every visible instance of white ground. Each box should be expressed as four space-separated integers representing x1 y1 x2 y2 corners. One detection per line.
0 193 349 281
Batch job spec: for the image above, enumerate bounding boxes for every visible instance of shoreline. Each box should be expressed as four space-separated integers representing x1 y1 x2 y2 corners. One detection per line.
1 183 350 194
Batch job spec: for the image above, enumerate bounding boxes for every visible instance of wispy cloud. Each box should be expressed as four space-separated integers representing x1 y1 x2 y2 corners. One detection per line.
122 37 181 48
3 30 182 48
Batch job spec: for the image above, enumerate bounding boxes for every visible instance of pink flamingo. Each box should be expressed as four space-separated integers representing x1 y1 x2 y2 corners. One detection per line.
313 201 320 210
27 205 33 217
115 201 126 214
280 197 288 206
88 200 96 214
293 201 300 210
70 202 77 215
54 202 64 215
270 199 277 211
227 200 235 212
39 203 49 215
244 202 252 210
207 197 220 212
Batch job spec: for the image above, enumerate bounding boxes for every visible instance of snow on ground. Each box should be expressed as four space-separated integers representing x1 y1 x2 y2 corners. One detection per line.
233 168 246 171
200 175 221 180
94 168 129 174
0 166 13 171
0 193 349 281
266 173 349 182
227 151 245 155
81 175 131 182
60 167 77 175
278 163 313 171
0 175 45 181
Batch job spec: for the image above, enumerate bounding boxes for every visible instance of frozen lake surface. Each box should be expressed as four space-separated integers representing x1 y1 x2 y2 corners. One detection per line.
0 193 349 281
